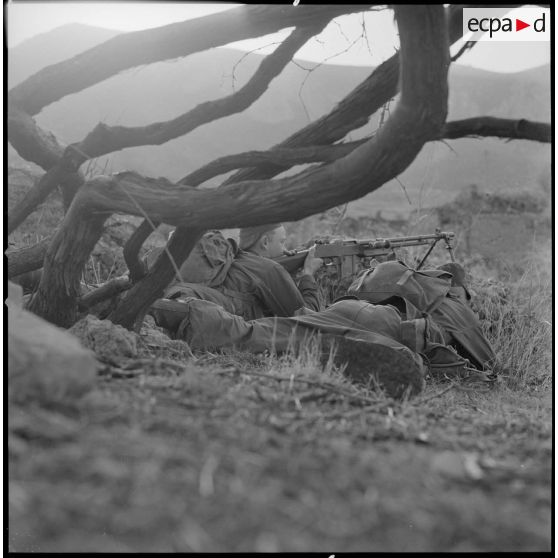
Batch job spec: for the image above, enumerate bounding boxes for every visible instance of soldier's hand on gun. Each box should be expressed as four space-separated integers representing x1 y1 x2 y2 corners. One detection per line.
303 245 324 276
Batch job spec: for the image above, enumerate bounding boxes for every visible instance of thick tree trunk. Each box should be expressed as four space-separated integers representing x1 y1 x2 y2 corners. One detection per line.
7 106 65 170
27 5 449 328
26 202 109 327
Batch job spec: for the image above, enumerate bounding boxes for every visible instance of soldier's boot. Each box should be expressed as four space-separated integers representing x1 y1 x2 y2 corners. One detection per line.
149 298 191 338
321 335 425 399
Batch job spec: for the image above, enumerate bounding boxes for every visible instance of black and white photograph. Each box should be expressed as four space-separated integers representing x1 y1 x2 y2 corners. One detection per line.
6 2 552 552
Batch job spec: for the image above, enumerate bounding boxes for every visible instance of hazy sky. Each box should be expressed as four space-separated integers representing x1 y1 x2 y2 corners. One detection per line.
5 2 551 72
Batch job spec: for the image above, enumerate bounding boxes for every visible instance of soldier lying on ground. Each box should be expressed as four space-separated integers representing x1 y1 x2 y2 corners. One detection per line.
150 261 496 398
158 224 324 320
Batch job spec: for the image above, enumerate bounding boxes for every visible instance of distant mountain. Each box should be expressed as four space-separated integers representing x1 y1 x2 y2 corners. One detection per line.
9 23 551 218
8 23 122 87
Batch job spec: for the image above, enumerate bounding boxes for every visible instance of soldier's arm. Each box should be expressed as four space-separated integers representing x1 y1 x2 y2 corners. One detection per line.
254 264 313 317
295 273 322 312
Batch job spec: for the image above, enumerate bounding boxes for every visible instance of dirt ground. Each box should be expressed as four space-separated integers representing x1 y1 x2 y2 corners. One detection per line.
8 348 552 553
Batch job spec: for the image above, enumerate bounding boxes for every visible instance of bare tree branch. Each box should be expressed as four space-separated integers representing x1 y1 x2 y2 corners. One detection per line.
181 116 550 187
7 106 65 169
77 277 132 311
7 22 330 237
108 227 204 329
9 5 372 115
221 4 524 185
7 236 53 278
8 162 83 235
123 218 160 283
9 112 548 280
76 23 330 159
443 117 551 143
27 5 450 328
180 140 368 187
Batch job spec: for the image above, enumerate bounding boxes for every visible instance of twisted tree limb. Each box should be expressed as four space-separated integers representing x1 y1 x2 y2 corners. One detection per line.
7 106 65 169
27 5 449 328
9 4 370 116
78 22 330 158
7 112 549 279
123 218 160 283
83 23 332 282
108 226 204 329
181 115 551 187
179 140 368 186
8 21 331 243
221 4 520 185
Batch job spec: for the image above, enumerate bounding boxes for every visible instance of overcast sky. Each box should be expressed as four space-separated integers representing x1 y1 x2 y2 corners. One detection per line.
5 2 551 73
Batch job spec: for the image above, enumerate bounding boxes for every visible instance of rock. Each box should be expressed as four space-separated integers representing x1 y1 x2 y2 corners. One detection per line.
69 314 138 365
8 298 98 404
7 280 23 307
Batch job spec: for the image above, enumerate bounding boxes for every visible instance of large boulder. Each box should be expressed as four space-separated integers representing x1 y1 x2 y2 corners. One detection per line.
8 282 98 404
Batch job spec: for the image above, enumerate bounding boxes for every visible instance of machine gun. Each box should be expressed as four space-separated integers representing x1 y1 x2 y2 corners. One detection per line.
275 229 455 279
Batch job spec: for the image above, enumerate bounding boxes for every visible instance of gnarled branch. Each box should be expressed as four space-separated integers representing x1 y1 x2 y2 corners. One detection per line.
78 22 330 158
221 4 507 185
180 140 368 187
123 219 160 283
27 5 449 328
108 227 204 329
9 5 370 115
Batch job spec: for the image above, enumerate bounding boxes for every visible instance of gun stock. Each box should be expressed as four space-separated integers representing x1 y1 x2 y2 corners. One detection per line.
274 249 309 274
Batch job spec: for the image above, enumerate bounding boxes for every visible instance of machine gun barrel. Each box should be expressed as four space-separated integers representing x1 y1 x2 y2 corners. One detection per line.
274 230 455 275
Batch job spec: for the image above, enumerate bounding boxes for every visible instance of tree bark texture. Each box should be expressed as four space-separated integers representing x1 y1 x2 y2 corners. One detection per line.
27 5 449 328
7 21 329 236
123 218 160 283
221 4 507 185
108 227 204 329
78 277 132 311
179 141 368 187
7 236 53 278
443 117 551 143
26 202 109 327
8 163 83 235
7 106 65 170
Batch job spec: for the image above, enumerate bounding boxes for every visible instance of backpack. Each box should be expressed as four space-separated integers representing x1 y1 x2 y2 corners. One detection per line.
144 230 237 287
347 260 496 372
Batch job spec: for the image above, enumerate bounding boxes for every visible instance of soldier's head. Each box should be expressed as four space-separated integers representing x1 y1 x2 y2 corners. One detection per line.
239 224 287 259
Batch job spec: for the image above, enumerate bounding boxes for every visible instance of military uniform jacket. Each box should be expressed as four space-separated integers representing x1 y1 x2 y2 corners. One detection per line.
219 250 321 320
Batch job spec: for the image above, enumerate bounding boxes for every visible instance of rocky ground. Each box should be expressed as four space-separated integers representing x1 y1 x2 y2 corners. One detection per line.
8 301 552 552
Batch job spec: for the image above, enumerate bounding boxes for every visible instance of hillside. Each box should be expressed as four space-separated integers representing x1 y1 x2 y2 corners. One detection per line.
8 23 122 88
8 24 552 218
